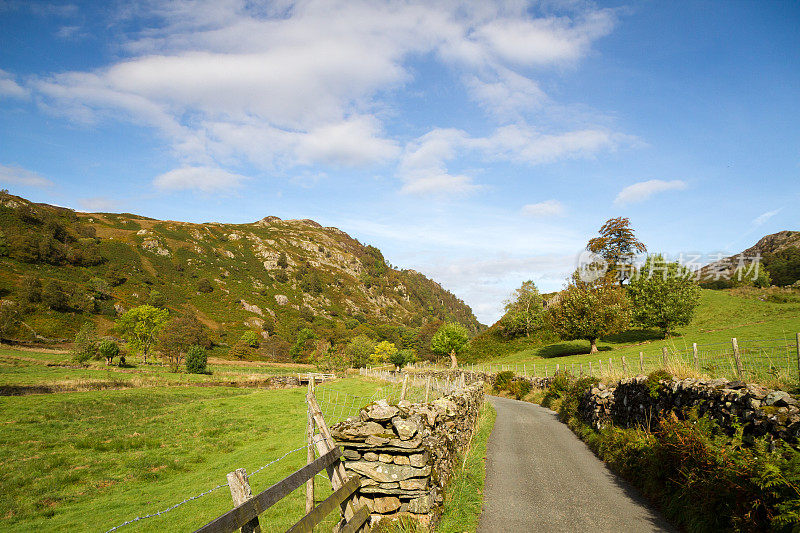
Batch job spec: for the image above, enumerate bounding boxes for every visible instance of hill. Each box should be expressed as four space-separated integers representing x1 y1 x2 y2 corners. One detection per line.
700 230 800 286
0 191 482 358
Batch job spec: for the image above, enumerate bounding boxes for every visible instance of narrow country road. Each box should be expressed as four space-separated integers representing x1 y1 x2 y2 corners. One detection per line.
477 396 674 533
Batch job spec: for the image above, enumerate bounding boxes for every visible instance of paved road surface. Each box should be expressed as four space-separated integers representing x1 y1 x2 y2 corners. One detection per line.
477 396 674 533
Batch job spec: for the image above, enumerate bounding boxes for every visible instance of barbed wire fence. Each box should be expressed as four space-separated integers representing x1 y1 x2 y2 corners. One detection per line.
456 334 800 386
104 443 310 532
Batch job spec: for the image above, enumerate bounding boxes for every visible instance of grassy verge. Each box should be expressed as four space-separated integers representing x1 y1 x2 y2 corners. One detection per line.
436 401 496 533
519 372 800 532
0 377 385 531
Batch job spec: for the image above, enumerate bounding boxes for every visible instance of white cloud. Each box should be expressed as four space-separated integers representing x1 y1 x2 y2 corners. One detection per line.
78 197 117 212
0 164 53 187
522 199 565 217
153 166 249 193
23 0 624 192
752 208 782 227
0 70 28 99
614 179 687 205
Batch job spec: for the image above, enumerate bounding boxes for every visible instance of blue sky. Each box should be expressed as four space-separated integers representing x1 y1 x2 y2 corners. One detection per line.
1 0 798 324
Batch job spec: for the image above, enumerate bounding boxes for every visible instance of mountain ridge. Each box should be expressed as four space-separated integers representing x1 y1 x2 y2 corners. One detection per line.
0 191 482 359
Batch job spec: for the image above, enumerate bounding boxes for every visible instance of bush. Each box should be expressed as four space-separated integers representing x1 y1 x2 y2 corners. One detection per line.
229 338 253 360
98 339 120 365
197 278 214 293
494 370 515 392
510 378 532 400
185 345 208 374
558 376 599 422
645 369 672 398
541 371 573 408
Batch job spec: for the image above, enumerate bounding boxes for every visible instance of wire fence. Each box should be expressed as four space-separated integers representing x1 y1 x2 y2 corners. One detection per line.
104 444 309 532
437 335 800 386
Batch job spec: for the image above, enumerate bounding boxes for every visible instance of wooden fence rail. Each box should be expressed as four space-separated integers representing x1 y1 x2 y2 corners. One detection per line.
193 388 370 533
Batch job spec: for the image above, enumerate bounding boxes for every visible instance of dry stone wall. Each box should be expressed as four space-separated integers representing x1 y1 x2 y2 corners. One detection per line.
580 375 800 444
331 382 484 528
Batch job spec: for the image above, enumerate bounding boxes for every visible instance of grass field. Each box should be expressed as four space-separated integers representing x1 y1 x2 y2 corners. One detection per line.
470 289 800 388
0 377 391 532
0 348 312 393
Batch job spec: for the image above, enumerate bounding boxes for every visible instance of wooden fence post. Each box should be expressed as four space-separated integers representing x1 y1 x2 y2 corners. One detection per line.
692 343 699 371
622 356 627 374
523 364 526 376
732 338 743 380
556 363 560 374
608 358 613 373
579 363 583 376
796 333 800 385
639 351 644 373
425 377 431 402
306 379 315 514
589 362 593 376
661 347 668 368
400 373 409 400
227 468 261 533
532 363 536 377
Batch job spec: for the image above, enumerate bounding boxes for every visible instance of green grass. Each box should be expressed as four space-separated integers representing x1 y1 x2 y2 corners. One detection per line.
471 289 800 387
0 377 387 532
0 348 309 391
436 401 496 533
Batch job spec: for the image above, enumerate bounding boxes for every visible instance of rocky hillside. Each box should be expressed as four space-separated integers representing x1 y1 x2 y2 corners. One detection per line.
700 231 800 286
0 191 481 357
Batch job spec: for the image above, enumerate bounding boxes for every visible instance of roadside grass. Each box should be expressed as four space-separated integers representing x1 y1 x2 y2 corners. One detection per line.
0 377 385 532
436 401 496 533
473 290 800 387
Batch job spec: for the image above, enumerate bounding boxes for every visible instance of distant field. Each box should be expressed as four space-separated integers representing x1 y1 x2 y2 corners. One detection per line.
0 348 311 392
471 289 800 388
0 377 389 532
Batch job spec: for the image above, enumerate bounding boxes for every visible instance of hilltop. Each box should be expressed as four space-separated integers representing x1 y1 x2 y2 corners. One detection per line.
700 230 800 286
0 191 482 358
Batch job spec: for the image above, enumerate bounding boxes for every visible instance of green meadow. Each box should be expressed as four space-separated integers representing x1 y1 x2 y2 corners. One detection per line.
0 377 388 532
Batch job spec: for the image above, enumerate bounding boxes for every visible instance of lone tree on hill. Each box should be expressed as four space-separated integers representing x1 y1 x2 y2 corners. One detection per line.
627 254 701 337
501 280 544 337
587 217 647 285
116 305 169 363
547 272 631 354
431 322 470 369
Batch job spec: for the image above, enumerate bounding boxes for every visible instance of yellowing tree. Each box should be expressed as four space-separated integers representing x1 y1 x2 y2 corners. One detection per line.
587 217 647 285
371 340 397 364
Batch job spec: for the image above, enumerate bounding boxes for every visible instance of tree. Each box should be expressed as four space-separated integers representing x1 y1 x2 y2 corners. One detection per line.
70 322 98 363
21 275 42 303
98 339 120 365
627 254 701 337
389 348 416 369
185 345 208 374
547 272 631 354
431 322 470 369
371 340 397 364
345 334 376 368
501 280 544 337
116 305 169 363
587 217 647 285
42 279 70 311
158 315 211 370
290 328 318 362
241 330 260 348
147 290 166 308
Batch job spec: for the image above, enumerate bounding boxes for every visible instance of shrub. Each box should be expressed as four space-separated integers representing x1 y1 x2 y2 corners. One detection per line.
98 339 120 365
494 371 515 392
541 371 573 408
185 345 208 374
558 376 599 422
645 369 672 399
197 278 214 293
229 338 253 360
510 378 532 400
